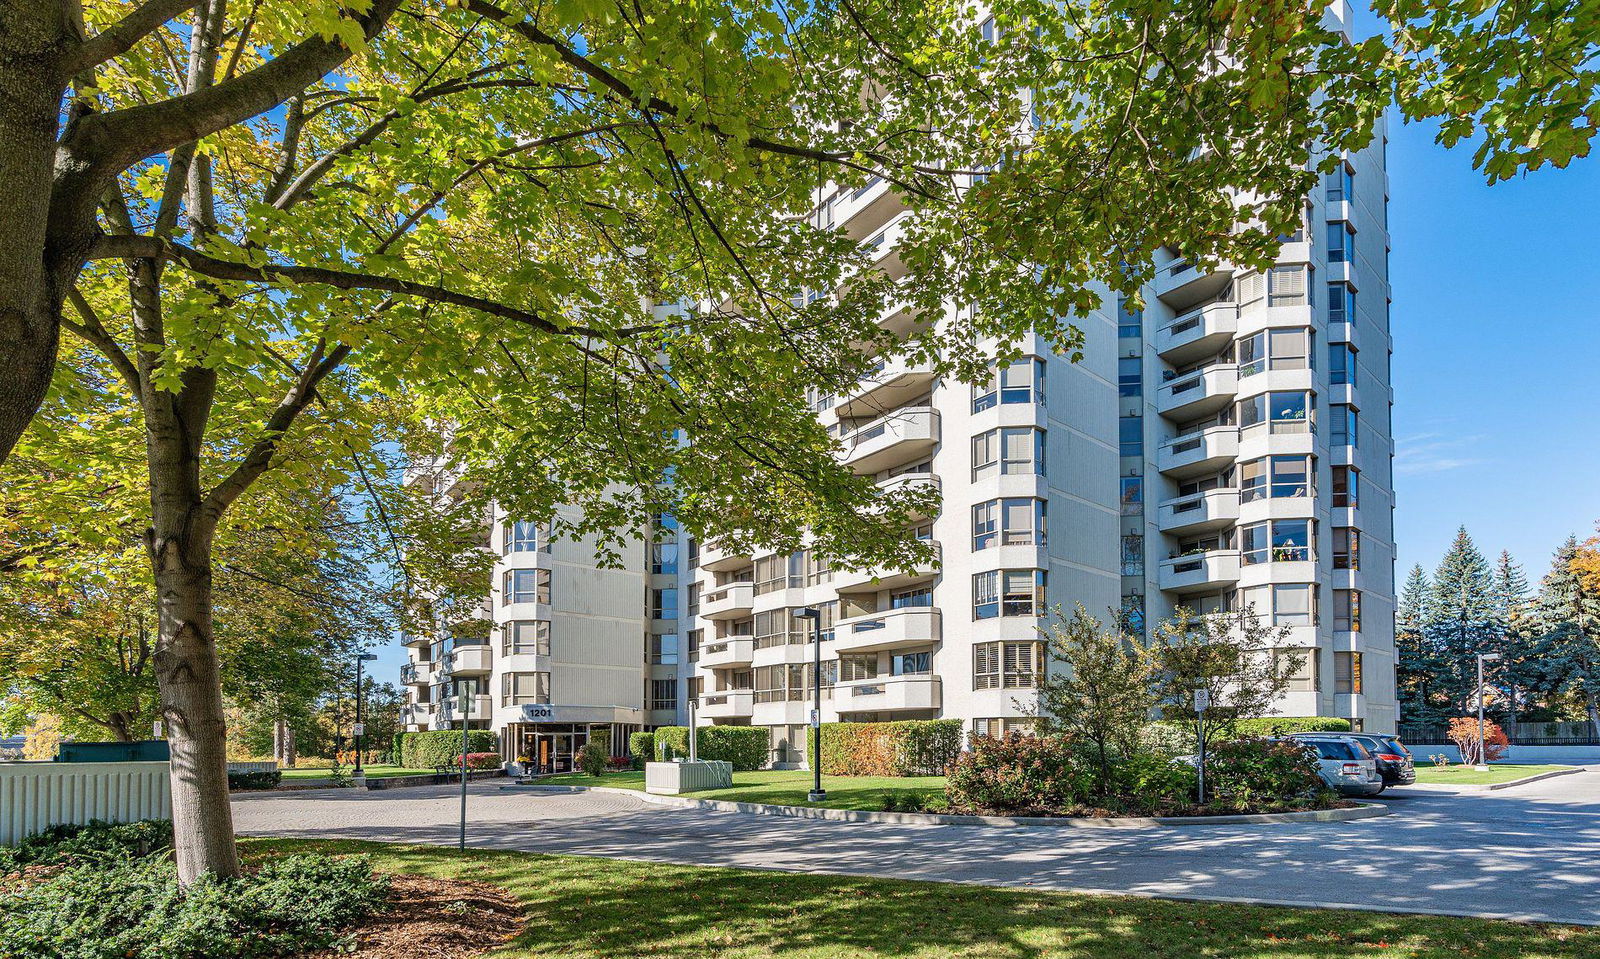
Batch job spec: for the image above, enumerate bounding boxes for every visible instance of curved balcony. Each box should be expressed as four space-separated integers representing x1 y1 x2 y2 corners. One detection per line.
437 694 494 724
1154 258 1235 311
1157 426 1239 478
1157 364 1238 421
832 543 941 593
831 176 903 240
699 637 755 669
701 582 755 621
1157 489 1240 537
1155 301 1238 366
840 407 940 474
836 356 938 420
697 542 752 573
700 690 755 720
833 607 941 654
446 644 492 676
876 472 941 521
400 662 426 686
1158 549 1242 594
401 703 433 727
835 676 942 714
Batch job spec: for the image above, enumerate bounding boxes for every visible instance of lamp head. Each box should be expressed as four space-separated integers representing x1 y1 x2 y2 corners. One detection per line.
793 608 821 620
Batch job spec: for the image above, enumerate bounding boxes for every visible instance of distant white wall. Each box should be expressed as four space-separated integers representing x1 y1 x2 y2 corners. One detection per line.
0 761 171 845
1413 745 1600 765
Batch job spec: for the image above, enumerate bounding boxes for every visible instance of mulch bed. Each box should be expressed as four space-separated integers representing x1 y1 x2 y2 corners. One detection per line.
307 874 524 959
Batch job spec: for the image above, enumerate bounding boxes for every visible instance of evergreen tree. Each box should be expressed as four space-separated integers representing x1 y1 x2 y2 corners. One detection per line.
1492 550 1536 725
1424 528 1503 716
1528 537 1600 732
1395 565 1448 724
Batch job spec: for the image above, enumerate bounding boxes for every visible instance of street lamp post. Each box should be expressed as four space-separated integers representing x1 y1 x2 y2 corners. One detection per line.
353 653 378 779
1475 652 1502 770
794 608 826 802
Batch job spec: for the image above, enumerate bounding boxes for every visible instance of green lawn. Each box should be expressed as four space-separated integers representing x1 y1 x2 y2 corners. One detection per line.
277 764 437 781
241 838 1596 958
537 769 947 811
1411 763 1576 786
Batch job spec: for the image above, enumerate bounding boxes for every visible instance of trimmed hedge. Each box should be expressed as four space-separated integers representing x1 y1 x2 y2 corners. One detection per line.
652 725 768 770
398 730 498 768
227 770 283 791
807 720 964 776
628 731 655 769
1144 716 1351 754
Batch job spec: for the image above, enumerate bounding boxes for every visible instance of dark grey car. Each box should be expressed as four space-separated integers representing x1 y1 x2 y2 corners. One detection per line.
1290 732 1415 787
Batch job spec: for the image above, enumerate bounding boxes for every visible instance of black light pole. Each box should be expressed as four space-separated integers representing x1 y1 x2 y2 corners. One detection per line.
794 608 826 802
353 653 378 777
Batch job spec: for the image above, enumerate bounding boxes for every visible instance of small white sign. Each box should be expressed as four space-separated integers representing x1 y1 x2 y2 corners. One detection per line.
352 723 366 737
1193 689 1211 712
810 709 821 727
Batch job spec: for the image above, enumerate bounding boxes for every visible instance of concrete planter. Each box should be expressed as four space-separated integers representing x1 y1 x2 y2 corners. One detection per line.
644 760 733 794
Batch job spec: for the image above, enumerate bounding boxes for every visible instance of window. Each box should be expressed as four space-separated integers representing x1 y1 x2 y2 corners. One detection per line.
1118 298 1143 338
503 520 548 554
972 427 1044 480
1331 404 1358 447
651 588 678 620
1237 328 1312 376
1121 533 1144 576
1335 651 1363 694
973 358 1045 412
973 570 1046 619
1329 343 1357 386
686 583 701 616
1119 416 1143 457
839 654 879 683
1282 649 1320 692
1332 466 1360 508
502 620 550 656
974 641 1042 689
1241 456 1314 502
972 717 1039 738
1334 589 1362 632
891 586 933 609
753 554 785 595
1241 519 1312 564
687 628 703 659
1328 283 1355 324
1120 476 1143 516
972 498 1047 550
980 15 997 42
1334 527 1361 570
753 609 803 649
651 541 678 575
1268 265 1309 307
1326 221 1353 263
1118 356 1142 397
649 678 677 710
1269 584 1314 625
1238 391 1311 434
1326 163 1353 203
502 568 551 605
805 550 832 586
501 671 550 705
892 651 932 675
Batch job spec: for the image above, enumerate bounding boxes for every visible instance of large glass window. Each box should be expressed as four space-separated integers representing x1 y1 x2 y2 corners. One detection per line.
892 651 932 675
891 586 933 609
974 641 1042 689
1117 298 1143 338
501 671 550 705
502 568 551 605
1335 651 1363 694
1334 589 1362 632
1238 328 1312 377
972 427 1045 480
651 588 678 620
1326 164 1353 203
1241 519 1313 564
972 498 1047 550
502 620 551 656
647 634 678 666
973 358 1045 412
1238 391 1312 433
1331 404 1358 447
1326 222 1354 263
973 569 1046 619
1120 476 1143 516
1268 265 1309 307
503 520 548 554
1329 343 1357 386
839 654 879 683
1334 527 1361 570
1332 466 1360 508
1119 416 1143 457
1328 283 1355 324
1118 356 1142 397
1282 649 1320 691
1239 455 1312 502
651 541 679 575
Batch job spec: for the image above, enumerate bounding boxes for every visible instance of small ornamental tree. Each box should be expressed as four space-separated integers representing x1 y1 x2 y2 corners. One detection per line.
1448 717 1509 765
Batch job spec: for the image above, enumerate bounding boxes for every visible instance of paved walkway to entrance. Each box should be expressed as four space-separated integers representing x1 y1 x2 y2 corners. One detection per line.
233 768 1600 925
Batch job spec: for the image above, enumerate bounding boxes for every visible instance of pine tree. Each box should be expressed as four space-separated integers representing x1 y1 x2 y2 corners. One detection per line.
1395 565 1447 724
1528 537 1600 732
1424 528 1503 717
1492 550 1535 726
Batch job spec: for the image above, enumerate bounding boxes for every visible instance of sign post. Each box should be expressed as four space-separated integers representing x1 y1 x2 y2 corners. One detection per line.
1193 688 1210 804
458 689 470 851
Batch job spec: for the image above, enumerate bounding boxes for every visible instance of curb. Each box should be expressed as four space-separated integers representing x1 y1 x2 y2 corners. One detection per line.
507 784 1389 828
1486 766 1586 791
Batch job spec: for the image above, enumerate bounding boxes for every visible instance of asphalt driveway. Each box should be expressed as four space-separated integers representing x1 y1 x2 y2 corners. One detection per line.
233 768 1600 925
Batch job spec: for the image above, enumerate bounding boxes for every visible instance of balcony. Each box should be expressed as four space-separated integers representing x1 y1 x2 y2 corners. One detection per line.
840 406 940 474
447 644 492 676
835 356 938 420
835 676 942 713
831 176 903 239
1155 301 1238 366
438 694 494 723
698 542 752 573
1154 258 1235 311
1156 426 1239 478
861 211 913 278
400 663 427 686
1157 364 1238 421
401 633 430 648
699 637 755 669
699 690 755 719
701 582 755 621
875 472 941 521
832 543 941 593
401 703 432 726
1157 488 1240 537
1158 549 1242 593
833 607 941 654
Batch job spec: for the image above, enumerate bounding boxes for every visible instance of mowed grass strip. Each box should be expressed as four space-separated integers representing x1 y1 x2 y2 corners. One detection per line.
242 839 1597 958
1410 763 1576 786
537 769 947 810
276 764 440 781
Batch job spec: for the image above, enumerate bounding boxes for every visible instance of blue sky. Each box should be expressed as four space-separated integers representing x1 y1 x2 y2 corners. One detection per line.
1386 114 1600 582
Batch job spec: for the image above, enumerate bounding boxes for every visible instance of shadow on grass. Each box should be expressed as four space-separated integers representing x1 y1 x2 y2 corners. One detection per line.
242 838 1598 958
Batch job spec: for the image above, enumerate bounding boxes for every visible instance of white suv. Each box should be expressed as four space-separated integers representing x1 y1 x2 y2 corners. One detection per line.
1293 736 1385 797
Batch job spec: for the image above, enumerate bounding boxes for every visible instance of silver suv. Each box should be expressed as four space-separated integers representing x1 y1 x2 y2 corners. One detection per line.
1291 736 1385 797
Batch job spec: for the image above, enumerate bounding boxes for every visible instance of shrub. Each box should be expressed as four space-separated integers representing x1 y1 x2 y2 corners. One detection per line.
227 770 283 791
0 819 173 873
628 731 655 768
944 734 1091 815
577 741 609 777
459 752 502 770
1205 738 1330 808
397 730 498 768
807 720 964 776
652 726 769 770
1108 751 1198 813
0 853 389 959
1232 716 1352 738
1448 717 1509 764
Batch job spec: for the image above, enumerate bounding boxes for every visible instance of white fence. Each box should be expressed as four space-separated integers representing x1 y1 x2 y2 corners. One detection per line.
0 761 172 846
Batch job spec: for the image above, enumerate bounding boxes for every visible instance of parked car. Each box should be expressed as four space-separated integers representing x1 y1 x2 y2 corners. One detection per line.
1288 736 1385 797
1289 732 1415 787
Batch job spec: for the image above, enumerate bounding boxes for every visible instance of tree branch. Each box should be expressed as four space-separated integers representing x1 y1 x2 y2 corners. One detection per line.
63 285 141 394
64 0 201 76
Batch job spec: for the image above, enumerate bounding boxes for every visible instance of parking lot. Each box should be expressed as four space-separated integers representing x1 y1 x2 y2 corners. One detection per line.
234 767 1600 925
